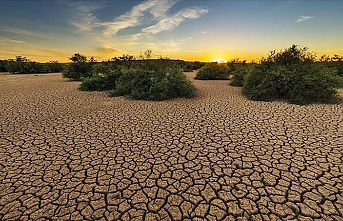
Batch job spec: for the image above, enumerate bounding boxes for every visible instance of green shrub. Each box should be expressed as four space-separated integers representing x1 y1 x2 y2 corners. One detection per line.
79 75 107 91
62 53 94 81
329 61 343 78
243 45 342 105
108 67 195 100
195 63 229 80
229 64 255 87
63 62 92 81
0 60 7 72
79 62 121 91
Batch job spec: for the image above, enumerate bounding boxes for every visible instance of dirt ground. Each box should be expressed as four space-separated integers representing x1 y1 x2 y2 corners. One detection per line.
1 72 343 220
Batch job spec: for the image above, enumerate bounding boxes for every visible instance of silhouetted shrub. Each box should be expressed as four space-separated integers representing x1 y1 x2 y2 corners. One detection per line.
108 67 195 100
195 63 229 80
243 45 343 105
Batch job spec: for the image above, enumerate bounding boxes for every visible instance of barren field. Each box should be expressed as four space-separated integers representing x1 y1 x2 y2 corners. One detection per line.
1 72 343 220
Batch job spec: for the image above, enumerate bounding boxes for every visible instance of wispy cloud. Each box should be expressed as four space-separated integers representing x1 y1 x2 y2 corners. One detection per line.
66 0 208 57
296 16 314 23
142 7 208 34
70 0 208 37
101 0 177 37
67 2 104 31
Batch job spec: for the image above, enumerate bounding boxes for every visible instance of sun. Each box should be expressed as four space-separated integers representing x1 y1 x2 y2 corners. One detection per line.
211 57 227 63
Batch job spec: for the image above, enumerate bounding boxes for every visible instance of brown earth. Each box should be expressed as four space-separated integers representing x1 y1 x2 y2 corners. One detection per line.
0 72 343 220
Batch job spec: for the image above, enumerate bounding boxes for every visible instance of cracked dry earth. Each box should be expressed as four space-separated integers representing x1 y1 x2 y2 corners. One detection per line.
1 72 343 221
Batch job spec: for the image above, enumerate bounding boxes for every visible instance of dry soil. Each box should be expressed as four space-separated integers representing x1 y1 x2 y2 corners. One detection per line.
1 72 343 220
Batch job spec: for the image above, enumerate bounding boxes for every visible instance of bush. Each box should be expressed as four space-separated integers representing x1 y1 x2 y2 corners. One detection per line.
63 62 93 81
328 61 343 78
195 63 229 80
229 64 255 87
62 53 94 81
79 75 107 91
0 60 7 72
243 45 342 105
108 67 196 100
79 62 121 91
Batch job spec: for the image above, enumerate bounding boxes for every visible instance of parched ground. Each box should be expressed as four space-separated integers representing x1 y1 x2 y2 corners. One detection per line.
0 72 343 221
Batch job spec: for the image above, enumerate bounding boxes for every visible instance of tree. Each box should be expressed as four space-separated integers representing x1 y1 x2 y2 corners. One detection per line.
70 53 87 62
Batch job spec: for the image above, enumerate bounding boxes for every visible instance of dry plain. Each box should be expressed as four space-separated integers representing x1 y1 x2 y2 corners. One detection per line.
0 72 343 220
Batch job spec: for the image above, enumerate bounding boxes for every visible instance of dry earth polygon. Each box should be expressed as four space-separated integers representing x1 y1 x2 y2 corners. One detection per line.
0 72 343 220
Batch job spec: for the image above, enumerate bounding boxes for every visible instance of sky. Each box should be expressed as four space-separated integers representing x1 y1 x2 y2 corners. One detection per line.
0 0 343 63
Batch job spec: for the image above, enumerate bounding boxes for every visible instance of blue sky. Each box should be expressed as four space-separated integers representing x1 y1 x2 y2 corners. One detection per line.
0 0 342 62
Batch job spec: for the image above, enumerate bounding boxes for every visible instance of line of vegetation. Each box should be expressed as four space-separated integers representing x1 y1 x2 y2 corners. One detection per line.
63 51 199 101
3 45 342 105
0 56 64 74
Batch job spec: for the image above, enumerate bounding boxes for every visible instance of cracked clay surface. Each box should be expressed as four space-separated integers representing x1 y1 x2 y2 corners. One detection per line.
1 72 343 220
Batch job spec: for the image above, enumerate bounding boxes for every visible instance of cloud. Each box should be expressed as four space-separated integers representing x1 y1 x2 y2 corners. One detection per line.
296 16 314 23
66 0 208 57
100 0 179 37
142 7 208 34
70 0 208 37
67 2 104 31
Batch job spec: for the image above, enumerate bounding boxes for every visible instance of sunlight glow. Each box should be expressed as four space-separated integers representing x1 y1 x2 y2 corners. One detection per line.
211 57 227 63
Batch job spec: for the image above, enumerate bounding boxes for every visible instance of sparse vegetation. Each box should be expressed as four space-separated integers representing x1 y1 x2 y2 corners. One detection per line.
195 63 229 80
242 45 343 105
